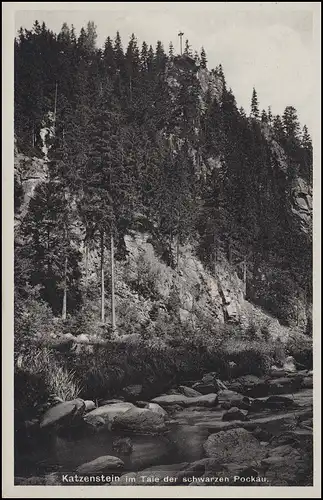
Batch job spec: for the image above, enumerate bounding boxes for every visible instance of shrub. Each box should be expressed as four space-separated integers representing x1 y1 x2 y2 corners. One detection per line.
260 319 271 341
285 332 313 369
125 253 161 300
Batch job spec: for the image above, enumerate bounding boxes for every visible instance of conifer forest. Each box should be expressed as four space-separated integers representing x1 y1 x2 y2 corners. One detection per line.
13 20 313 487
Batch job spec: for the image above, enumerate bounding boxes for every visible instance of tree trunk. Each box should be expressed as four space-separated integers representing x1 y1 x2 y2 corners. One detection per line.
100 230 105 323
85 243 88 297
228 240 232 264
110 231 116 333
242 256 247 299
62 255 67 320
213 231 217 274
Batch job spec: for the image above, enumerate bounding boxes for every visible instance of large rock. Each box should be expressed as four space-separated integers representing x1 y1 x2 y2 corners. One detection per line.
84 400 96 411
262 395 295 410
243 413 297 435
222 407 248 421
83 402 135 429
112 407 167 434
40 398 85 429
178 386 202 397
192 374 228 394
267 377 303 395
217 390 245 408
191 382 216 395
76 455 124 474
204 428 266 464
151 393 218 408
146 403 168 417
261 445 309 485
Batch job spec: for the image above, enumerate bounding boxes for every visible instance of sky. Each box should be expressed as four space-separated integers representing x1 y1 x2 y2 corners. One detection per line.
14 3 316 132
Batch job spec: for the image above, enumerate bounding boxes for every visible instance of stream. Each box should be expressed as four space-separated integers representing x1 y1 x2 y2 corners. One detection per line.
14 375 313 485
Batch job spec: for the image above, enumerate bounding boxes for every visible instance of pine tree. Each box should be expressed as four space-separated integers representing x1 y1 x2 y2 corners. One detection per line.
154 41 167 73
168 41 174 60
273 115 286 145
140 41 149 71
250 87 259 119
283 106 301 144
261 109 268 122
301 125 312 150
147 45 154 72
267 106 273 124
184 39 192 57
200 47 207 68
103 36 116 75
85 21 98 52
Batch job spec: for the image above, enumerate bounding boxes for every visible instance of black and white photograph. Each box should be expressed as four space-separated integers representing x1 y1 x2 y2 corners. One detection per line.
2 2 321 497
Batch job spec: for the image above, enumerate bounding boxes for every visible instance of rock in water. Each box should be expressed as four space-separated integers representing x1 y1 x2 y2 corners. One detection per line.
83 402 135 428
40 399 85 429
179 385 202 397
146 403 168 417
222 407 248 421
84 400 96 411
217 389 245 408
151 393 218 408
112 407 167 434
76 455 124 474
204 428 266 464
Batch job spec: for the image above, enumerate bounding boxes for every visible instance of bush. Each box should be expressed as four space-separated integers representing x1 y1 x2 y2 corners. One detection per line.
221 338 274 377
286 332 313 369
125 253 161 300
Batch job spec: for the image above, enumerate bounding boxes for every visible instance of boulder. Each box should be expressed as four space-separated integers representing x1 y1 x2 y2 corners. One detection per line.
261 445 309 485
112 407 167 434
262 395 295 410
136 401 149 408
151 393 218 408
192 375 227 394
178 385 202 397
83 402 135 428
204 428 266 464
146 402 168 417
76 455 124 474
217 389 245 408
40 398 85 429
267 377 303 395
84 400 96 412
243 413 298 435
222 407 248 421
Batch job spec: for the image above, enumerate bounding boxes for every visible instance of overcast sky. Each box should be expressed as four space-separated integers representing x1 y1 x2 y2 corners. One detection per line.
14 3 315 132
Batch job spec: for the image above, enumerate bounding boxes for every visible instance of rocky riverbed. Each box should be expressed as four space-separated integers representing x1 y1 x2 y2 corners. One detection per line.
15 366 313 487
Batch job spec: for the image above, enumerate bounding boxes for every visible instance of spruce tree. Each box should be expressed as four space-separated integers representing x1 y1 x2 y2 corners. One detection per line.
168 41 174 60
200 47 207 69
250 87 259 119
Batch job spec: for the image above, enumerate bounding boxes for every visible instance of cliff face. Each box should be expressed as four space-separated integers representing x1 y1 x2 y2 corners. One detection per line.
14 56 312 338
